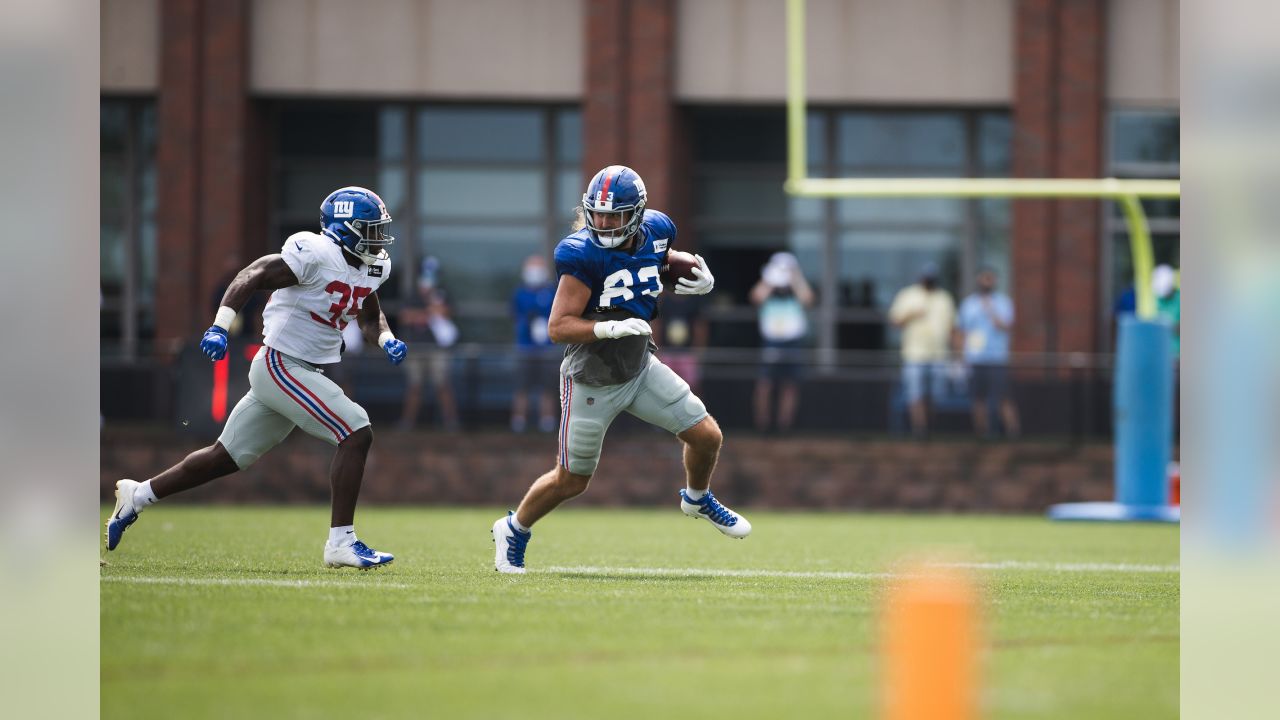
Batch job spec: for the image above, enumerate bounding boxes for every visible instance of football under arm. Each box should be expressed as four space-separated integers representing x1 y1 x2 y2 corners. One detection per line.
356 290 393 346
546 274 599 344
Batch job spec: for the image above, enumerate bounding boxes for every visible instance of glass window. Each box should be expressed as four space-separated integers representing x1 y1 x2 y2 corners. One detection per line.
417 108 544 163
977 112 1012 176
419 224 542 304
379 107 408 161
838 113 966 170
418 168 544 219
101 99 158 359
696 173 789 224
278 105 378 158
1112 110 1179 165
556 110 582 163
840 229 962 309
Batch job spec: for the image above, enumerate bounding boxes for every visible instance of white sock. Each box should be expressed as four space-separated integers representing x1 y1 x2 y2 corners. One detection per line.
133 480 159 509
509 515 530 534
684 487 706 501
329 525 356 547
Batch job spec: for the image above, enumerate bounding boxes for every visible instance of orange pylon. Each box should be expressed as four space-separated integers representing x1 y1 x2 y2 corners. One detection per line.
881 565 981 720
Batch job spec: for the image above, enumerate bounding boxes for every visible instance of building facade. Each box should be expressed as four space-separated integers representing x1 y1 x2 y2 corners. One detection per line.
101 0 1179 361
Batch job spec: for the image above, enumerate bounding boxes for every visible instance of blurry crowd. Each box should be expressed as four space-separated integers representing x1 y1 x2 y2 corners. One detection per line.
362 250 1179 441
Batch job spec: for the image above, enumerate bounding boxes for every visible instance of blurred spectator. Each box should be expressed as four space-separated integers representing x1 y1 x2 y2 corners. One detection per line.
955 267 1020 438
1152 264 1180 360
510 254 558 433
397 257 460 431
653 291 709 394
888 262 955 437
750 252 815 433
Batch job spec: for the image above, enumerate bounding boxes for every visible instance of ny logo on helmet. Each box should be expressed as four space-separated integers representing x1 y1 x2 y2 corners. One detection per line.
334 201 354 218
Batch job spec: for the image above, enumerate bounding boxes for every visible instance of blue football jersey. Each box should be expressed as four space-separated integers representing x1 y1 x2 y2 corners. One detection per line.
554 209 676 322
554 209 677 385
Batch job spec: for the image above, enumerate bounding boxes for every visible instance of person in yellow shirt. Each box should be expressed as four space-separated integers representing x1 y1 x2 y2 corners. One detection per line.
888 263 956 436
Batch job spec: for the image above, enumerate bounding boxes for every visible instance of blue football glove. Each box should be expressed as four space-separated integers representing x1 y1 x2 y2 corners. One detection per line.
383 337 408 365
200 325 229 361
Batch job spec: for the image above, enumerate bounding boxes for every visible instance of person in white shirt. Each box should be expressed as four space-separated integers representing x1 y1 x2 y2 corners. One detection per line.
106 187 408 569
888 262 956 437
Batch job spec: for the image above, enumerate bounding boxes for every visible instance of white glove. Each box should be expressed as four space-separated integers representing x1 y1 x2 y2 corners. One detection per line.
593 318 653 340
674 254 715 295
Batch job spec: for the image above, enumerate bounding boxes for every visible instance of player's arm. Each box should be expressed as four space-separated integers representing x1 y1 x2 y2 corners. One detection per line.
547 274 651 344
357 291 407 365
199 255 298 361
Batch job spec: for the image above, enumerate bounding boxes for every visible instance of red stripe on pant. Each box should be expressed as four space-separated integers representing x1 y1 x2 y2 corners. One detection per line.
272 349 355 437
559 375 572 468
265 349 344 442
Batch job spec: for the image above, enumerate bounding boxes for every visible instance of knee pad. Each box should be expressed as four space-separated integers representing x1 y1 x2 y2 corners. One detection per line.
565 418 605 476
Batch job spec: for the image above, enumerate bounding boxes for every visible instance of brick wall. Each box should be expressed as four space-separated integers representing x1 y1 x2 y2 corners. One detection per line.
101 427 1118 512
1011 0 1106 355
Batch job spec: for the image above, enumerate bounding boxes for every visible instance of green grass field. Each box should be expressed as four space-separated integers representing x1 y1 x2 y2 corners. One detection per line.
100 507 1178 719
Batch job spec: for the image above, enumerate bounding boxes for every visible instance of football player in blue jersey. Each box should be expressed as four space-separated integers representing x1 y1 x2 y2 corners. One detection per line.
492 165 751 573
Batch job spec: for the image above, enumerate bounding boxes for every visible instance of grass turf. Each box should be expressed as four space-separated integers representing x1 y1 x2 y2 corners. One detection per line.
100 507 1178 719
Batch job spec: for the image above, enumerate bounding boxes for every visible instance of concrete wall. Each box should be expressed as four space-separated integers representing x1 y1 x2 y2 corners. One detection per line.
249 0 584 98
101 427 1119 511
103 0 1181 106
676 0 1013 104
1107 0 1179 104
101 0 159 92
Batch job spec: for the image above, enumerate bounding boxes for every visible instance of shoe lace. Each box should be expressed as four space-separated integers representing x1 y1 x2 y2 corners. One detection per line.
697 491 738 527
506 527 531 567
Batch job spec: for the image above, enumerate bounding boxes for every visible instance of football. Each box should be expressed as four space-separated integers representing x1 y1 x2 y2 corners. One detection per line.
660 250 699 287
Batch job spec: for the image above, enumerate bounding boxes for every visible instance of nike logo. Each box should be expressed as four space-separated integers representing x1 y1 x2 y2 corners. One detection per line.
295 241 303 251
345 530 354 535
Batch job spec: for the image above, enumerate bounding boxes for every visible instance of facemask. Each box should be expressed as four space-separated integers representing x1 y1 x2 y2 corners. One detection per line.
523 265 550 287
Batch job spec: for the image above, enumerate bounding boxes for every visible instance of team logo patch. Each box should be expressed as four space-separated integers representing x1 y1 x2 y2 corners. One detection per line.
334 200 354 218
653 238 669 253
586 397 595 406
368 265 384 277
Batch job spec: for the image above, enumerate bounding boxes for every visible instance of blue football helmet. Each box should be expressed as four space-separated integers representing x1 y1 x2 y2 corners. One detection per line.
320 186 394 265
582 165 647 249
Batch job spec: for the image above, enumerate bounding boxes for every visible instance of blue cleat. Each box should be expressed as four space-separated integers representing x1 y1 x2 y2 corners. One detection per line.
491 511 531 574
105 479 142 551
324 540 395 569
680 489 752 539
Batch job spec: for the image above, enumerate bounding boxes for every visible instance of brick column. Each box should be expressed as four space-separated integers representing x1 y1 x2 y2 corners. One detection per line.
1011 0 1105 354
582 0 679 227
1011 0 1056 355
582 0 627 179
625 0 675 212
154 0 255 358
1052 0 1104 353
155 0 202 356
198 0 252 314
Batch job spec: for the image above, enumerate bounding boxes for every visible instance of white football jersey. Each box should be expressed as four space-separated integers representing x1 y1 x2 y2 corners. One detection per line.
261 231 391 364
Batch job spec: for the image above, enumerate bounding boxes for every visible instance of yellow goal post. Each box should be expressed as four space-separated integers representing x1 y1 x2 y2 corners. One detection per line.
784 0 1179 319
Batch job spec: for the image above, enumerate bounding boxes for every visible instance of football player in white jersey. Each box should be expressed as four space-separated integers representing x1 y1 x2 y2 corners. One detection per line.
106 187 408 569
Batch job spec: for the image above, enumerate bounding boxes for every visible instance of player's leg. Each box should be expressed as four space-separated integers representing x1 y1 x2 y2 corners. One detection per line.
626 358 751 539
903 362 927 436
492 373 621 573
106 387 294 552
970 365 991 437
256 347 392 568
992 365 1020 437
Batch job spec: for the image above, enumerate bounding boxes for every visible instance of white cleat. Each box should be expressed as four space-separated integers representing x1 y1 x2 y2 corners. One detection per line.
324 540 394 569
680 489 752 539
105 479 142 551
492 512 531 574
